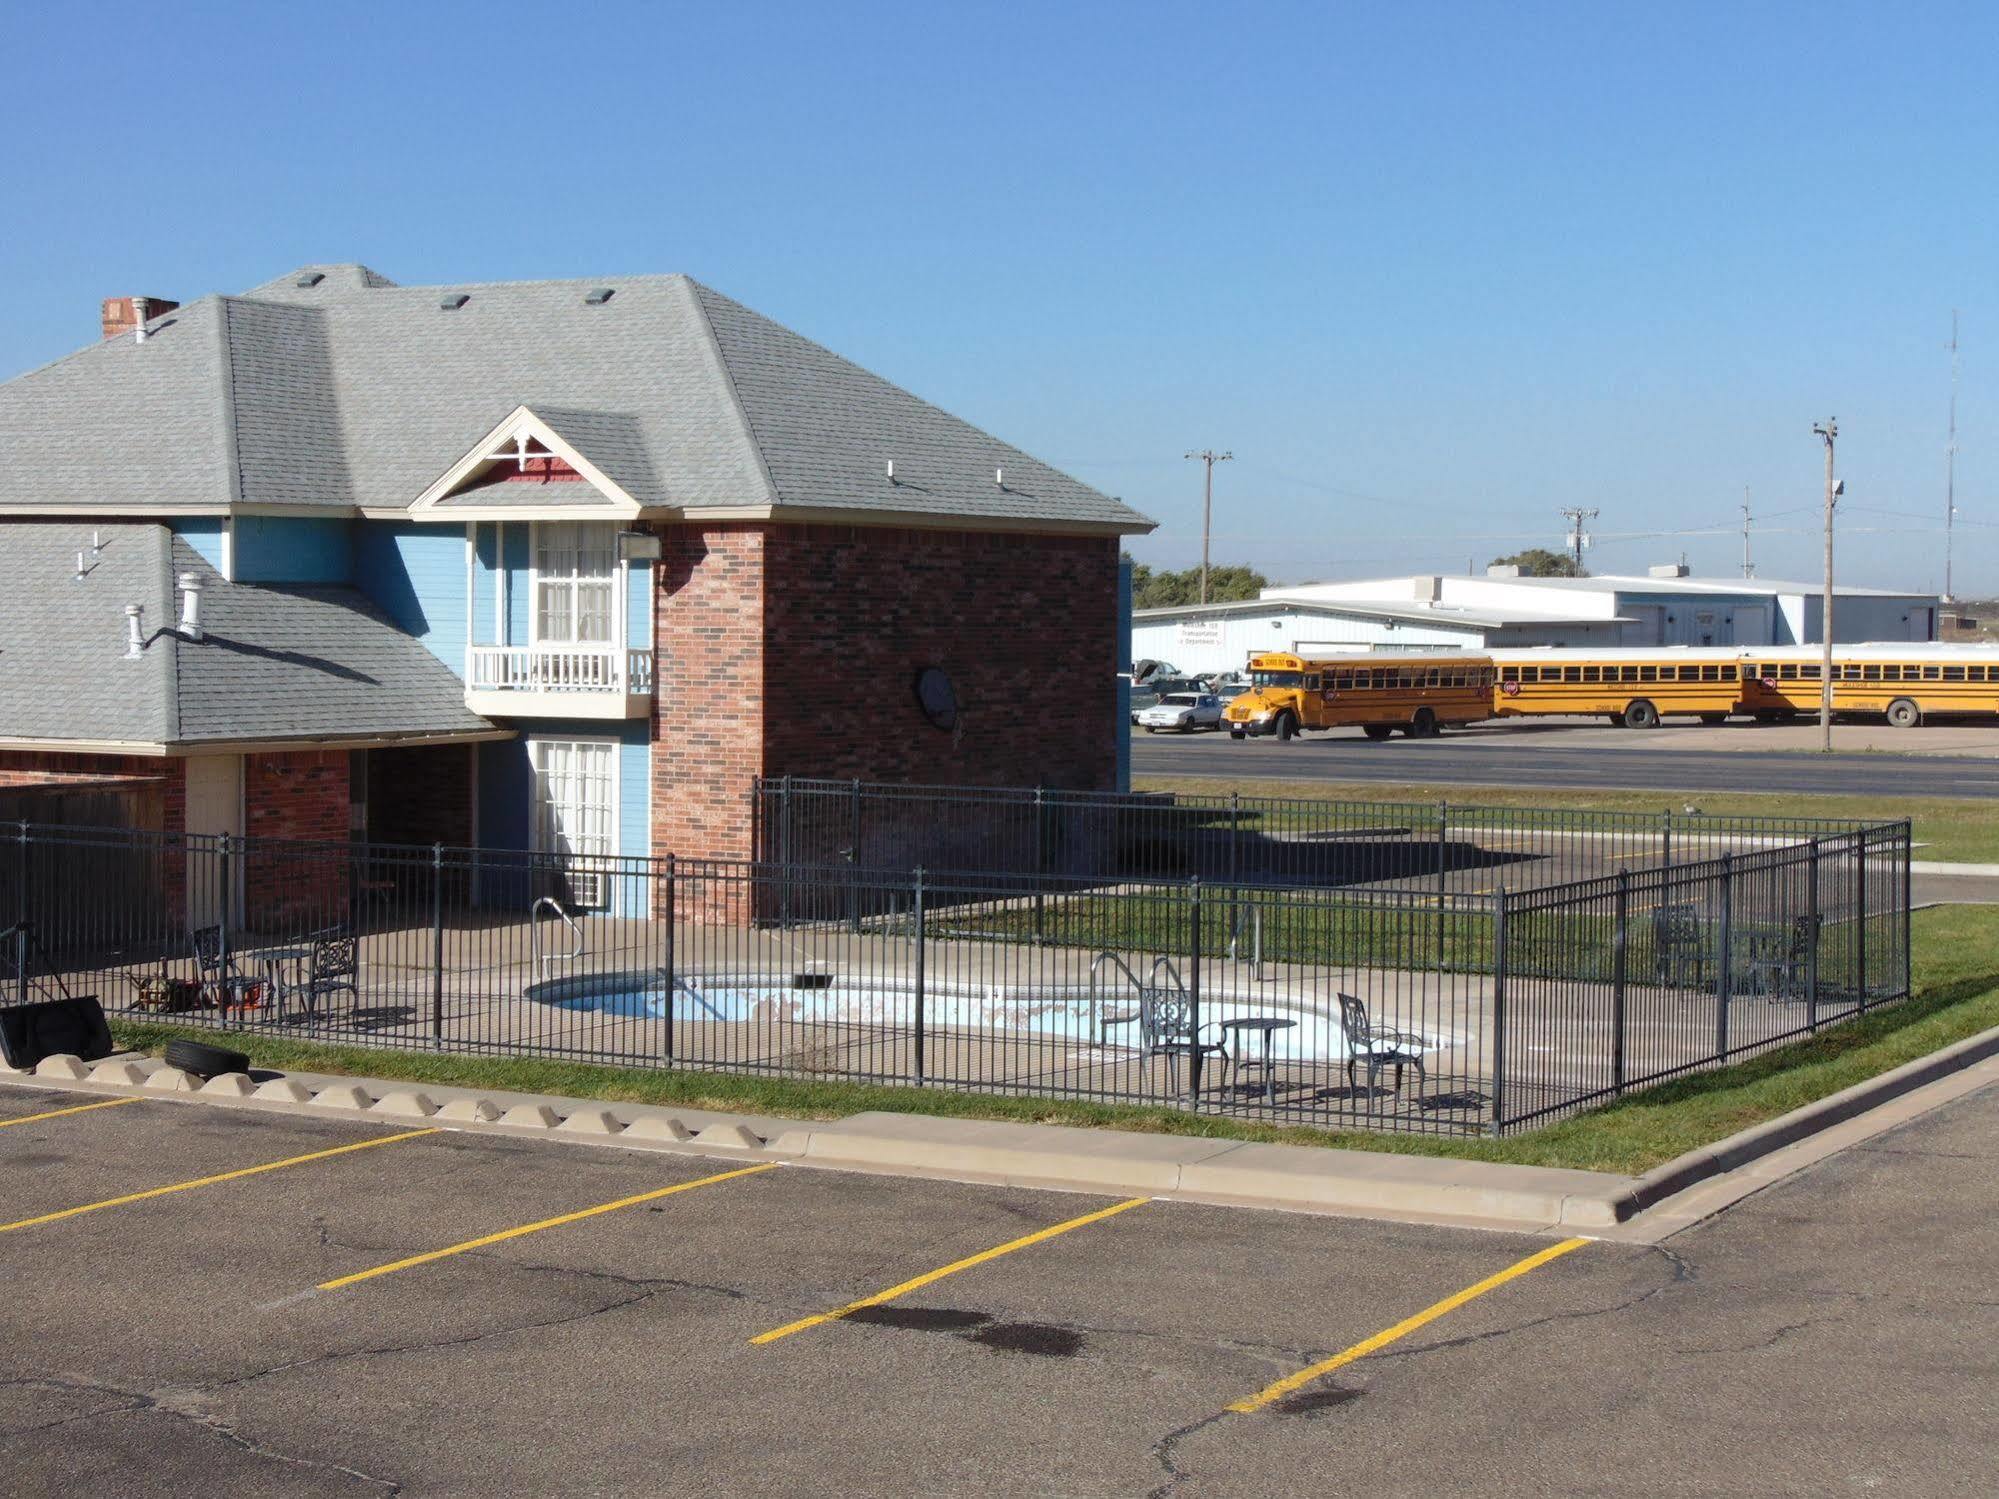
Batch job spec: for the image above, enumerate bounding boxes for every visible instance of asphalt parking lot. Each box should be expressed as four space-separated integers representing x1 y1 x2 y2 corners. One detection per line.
4 1081 1995 1497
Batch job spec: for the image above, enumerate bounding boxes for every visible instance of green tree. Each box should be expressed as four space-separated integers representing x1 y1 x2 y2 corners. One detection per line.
1123 558 1268 609
1487 547 1585 578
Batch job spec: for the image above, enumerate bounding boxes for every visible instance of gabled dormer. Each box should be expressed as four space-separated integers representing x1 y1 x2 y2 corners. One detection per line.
415 406 656 720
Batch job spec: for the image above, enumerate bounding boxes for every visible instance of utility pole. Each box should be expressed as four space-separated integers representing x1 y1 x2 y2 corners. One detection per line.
1185 449 1233 603
1814 419 1839 753
1557 506 1598 575
1740 487 1754 578
1945 311 1960 602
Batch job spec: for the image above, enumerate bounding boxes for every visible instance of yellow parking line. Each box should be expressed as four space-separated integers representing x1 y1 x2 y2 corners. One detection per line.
0 1096 143 1129
318 1161 778 1290
1227 1236 1589 1413
751 1195 1150 1346
0 1128 438 1235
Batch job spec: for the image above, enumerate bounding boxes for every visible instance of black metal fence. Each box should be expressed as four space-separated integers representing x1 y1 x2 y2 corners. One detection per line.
1 808 1912 1137
752 775 1893 896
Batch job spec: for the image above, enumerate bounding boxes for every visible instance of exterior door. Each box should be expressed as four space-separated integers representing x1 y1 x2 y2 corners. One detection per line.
531 739 616 908
184 753 244 930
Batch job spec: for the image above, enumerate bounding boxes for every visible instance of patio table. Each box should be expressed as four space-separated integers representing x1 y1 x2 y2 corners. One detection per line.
257 945 317 1023
1220 1016 1296 1104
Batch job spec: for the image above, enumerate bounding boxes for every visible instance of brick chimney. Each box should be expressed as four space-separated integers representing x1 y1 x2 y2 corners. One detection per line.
101 295 179 341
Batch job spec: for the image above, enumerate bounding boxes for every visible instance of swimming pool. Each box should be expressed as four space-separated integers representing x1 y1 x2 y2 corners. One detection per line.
522 969 1445 1063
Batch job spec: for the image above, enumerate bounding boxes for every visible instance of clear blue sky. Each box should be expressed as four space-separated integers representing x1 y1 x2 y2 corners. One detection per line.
5 1 1994 591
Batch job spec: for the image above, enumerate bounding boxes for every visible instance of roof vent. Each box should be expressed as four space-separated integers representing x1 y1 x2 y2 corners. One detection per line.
177 573 204 642
296 271 326 288
440 293 470 310
583 287 615 305
1486 563 1523 578
1648 563 1691 579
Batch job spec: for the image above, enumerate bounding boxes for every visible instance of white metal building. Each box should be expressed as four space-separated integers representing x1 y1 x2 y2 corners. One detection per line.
1135 567 1941 677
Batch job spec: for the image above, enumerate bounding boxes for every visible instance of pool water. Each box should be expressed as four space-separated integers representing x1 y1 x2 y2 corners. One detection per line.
523 970 1443 1063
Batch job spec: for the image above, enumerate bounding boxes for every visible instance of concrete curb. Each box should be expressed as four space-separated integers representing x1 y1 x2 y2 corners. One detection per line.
1910 860 1999 877
1609 1022 1999 1221
7 1025 1998 1233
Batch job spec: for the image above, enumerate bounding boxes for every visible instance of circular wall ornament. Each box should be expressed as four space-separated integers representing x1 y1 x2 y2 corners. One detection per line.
913 667 958 731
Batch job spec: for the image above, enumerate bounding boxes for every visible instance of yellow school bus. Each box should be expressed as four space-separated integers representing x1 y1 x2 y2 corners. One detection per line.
1737 644 1999 727
1490 649 1749 729
1224 652 1495 741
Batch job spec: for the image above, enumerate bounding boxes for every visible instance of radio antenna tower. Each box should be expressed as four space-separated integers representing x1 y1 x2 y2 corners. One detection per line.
1945 311 1960 602
1557 506 1598 574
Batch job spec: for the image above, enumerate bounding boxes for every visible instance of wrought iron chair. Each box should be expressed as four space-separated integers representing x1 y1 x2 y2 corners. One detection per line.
300 925 359 1022
1742 914 1820 1002
190 925 260 1012
1650 903 1710 988
1101 964 1230 1097
1336 993 1427 1098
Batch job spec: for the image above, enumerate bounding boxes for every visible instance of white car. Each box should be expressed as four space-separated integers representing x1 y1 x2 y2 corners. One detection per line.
1136 692 1225 733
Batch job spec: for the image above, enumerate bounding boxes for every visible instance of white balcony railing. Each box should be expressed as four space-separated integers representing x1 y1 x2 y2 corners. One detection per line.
467 645 654 696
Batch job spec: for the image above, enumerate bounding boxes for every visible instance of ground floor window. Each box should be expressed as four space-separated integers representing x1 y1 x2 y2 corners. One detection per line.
531 738 616 907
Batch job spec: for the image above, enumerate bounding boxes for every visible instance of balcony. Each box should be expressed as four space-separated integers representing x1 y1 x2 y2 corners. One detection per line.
465 645 654 720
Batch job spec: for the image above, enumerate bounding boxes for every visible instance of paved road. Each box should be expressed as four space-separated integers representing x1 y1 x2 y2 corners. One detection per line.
1135 729 1999 799
3 1080 1996 1495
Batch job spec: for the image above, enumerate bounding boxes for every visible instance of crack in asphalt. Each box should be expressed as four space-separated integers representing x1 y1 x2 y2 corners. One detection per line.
1674 1313 1844 1357
2 1373 403 1493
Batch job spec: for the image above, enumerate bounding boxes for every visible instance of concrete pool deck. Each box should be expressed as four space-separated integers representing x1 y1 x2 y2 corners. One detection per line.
44 909 1888 1137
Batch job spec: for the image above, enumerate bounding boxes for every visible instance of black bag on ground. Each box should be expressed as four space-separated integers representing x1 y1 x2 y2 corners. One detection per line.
0 995 114 1071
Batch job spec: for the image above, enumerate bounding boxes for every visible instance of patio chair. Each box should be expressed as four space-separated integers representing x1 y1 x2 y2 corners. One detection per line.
1650 904 1710 988
1102 979 1230 1097
300 925 359 1021
1742 914 1820 1002
191 925 260 1012
1336 993 1426 1098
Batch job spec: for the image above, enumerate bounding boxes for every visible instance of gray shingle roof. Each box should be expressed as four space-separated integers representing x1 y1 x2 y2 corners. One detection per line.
0 523 497 748
0 265 1153 534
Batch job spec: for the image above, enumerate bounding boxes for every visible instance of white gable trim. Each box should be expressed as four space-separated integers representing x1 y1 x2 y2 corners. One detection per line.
408 405 643 522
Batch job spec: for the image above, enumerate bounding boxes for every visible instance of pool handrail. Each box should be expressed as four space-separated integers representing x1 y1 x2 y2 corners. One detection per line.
1088 950 1146 1045
530 897 584 982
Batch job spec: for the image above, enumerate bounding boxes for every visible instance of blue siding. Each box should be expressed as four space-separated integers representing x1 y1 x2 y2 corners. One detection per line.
504 523 530 645
626 558 652 652
478 720 651 916
471 524 500 647
355 522 468 673
170 517 228 573
233 516 353 584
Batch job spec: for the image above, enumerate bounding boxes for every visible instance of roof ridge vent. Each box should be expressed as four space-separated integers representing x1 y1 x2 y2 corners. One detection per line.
296 271 326 288
440 292 470 310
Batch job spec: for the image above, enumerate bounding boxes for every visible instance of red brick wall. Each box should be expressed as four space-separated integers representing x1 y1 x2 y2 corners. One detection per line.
653 526 770 866
242 750 351 930
758 525 1118 792
649 522 1120 884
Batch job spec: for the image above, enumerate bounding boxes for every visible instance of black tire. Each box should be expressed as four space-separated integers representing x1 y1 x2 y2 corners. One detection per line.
163 1038 251 1080
1362 724 1394 741
1699 713 1727 725
1229 730 1246 740
1406 708 1438 738
1887 698 1921 729
1275 711 1297 742
1144 727 1158 734
1622 699 1661 730
1606 714 1626 727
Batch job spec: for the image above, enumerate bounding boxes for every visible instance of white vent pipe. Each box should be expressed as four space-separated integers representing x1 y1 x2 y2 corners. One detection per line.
177 572 203 640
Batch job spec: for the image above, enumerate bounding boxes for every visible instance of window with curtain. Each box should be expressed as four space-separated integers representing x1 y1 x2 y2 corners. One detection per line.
534 522 617 644
532 738 615 907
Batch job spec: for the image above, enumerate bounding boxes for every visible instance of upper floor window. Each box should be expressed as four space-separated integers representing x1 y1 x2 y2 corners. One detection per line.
534 522 616 644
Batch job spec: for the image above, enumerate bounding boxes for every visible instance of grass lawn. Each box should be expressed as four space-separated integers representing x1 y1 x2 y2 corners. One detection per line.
1136 773 1999 864
107 904 1999 1179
